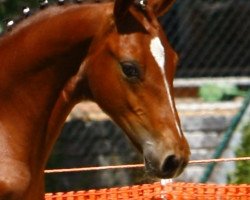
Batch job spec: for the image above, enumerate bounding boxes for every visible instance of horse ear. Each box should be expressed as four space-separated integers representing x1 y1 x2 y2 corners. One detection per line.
148 0 175 17
114 0 134 20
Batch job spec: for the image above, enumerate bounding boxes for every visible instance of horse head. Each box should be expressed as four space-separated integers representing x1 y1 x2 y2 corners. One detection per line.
81 0 190 178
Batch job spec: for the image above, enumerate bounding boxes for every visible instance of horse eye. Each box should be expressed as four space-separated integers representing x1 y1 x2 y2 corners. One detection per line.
120 61 140 80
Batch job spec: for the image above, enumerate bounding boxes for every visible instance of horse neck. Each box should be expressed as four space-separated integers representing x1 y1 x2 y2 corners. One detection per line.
0 3 112 169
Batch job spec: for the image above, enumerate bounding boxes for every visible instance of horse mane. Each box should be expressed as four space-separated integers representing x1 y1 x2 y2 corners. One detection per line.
0 0 112 37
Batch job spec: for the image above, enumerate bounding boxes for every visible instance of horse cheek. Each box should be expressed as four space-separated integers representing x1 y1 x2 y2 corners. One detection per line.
88 62 126 116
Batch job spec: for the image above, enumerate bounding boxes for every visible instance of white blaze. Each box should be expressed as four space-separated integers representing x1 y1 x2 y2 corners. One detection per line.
150 37 183 137
150 37 165 71
150 37 167 89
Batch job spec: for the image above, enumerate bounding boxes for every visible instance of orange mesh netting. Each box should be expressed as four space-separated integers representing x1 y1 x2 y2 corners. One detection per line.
45 182 250 200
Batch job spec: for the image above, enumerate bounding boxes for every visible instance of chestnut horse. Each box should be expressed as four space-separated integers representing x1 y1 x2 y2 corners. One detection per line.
0 0 190 199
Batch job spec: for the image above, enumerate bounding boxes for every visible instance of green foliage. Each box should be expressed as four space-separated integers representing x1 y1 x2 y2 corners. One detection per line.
0 0 33 33
0 0 57 33
0 0 34 20
228 123 250 184
199 83 245 102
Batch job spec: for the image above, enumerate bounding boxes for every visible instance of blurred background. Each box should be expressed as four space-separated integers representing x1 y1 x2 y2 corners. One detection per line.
1 0 249 193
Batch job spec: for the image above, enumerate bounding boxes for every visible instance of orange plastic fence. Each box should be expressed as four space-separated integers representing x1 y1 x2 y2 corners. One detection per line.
45 182 250 200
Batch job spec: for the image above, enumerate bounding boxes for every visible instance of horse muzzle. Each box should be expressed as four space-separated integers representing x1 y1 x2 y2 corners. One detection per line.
144 154 188 178
143 140 190 178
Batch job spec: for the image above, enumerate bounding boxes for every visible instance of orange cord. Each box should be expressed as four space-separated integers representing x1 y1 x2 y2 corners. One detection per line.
45 156 250 174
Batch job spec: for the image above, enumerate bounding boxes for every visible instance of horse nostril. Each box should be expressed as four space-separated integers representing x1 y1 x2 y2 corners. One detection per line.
162 155 180 177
